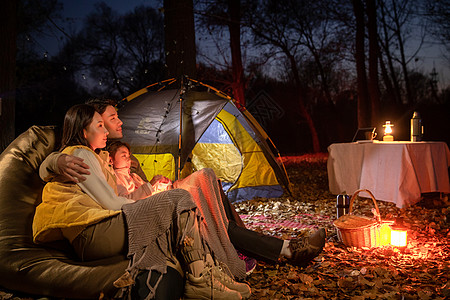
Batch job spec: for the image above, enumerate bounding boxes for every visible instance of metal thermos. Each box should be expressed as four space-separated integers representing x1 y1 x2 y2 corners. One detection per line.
411 111 422 142
336 194 350 219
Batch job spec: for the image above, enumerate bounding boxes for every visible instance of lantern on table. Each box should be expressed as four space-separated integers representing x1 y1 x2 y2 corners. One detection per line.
383 121 394 141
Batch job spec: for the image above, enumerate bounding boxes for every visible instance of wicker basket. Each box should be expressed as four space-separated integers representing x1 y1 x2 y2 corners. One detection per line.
333 189 392 248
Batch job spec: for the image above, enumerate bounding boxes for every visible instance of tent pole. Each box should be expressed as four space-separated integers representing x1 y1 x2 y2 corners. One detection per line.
177 77 186 180
177 96 182 180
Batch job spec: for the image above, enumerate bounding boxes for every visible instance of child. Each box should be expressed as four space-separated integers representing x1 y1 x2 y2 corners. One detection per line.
108 141 172 200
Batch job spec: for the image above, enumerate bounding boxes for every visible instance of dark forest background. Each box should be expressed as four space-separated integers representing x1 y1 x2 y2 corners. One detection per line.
1 0 449 154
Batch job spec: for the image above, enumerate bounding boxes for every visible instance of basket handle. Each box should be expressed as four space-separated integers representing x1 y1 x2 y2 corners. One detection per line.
348 189 381 223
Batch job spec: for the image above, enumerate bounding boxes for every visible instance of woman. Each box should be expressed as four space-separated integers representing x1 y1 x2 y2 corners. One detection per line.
32 104 251 300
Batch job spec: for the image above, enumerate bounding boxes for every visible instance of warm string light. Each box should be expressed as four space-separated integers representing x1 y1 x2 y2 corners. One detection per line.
134 101 174 169
23 33 150 87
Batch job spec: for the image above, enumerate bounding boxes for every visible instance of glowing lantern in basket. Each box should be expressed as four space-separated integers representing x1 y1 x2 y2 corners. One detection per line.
379 222 392 246
390 218 407 247
391 227 407 247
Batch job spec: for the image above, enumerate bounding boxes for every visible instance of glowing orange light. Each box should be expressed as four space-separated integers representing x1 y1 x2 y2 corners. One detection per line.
383 121 394 141
380 223 392 246
390 228 407 247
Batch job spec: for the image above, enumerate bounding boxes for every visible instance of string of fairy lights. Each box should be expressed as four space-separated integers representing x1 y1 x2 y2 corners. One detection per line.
22 11 237 91
23 30 165 90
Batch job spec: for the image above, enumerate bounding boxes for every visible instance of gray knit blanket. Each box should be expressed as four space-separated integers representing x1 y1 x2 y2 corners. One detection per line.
120 169 245 298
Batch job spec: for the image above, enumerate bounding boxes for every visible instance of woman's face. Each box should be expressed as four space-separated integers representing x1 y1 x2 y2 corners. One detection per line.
83 112 109 150
112 146 131 169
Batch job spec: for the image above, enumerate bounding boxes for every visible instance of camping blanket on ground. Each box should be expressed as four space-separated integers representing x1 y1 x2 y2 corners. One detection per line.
240 214 331 231
173 168 246 280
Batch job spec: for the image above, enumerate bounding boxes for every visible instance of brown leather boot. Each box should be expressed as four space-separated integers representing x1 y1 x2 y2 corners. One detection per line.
288 228 326 267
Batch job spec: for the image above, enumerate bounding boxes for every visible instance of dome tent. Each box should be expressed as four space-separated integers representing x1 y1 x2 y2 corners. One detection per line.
118 77 291 202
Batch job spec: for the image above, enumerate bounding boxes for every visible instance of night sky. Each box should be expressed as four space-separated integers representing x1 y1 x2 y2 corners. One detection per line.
34 0 449 88
41 0 162 56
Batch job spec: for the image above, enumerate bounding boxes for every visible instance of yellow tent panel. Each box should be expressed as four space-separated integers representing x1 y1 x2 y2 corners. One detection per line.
189 109 279 192
134 153 176 181
191 143 242 182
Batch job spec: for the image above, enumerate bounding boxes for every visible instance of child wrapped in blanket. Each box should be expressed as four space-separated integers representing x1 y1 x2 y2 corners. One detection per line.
108 141 173 200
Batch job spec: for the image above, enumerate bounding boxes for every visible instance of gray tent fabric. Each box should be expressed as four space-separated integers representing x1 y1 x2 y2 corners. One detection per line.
118 78 291 202
119 89 228 175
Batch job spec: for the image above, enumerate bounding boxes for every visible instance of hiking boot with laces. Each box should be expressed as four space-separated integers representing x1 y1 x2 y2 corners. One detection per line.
184 266 242 300
212 264 251 299
288 228 326 267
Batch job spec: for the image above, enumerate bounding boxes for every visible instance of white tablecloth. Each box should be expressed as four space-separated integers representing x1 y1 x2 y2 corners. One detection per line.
327 141 450 208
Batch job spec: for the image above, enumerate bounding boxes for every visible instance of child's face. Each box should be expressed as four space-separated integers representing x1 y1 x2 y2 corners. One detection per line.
112 146 131 169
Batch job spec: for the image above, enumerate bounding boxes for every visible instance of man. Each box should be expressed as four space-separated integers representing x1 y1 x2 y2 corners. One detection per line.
40 98 326 270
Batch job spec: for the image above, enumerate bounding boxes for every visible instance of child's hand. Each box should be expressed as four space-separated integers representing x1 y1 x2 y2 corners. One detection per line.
151 175 173 193
150 175 171 185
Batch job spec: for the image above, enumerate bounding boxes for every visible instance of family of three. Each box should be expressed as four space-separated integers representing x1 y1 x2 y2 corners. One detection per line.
32 99 326 300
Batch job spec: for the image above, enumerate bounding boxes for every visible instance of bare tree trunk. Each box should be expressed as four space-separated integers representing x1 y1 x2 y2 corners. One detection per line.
366 0 380 125
383 43 402 104
302 31 332 104
379 0 402 104
378 51 396 103
352 0 371 128
309 44 333 104
0 0 16 152
227 0 246 107
246 2 320 152
391 0 412 104
287 53 320 153
163 0 197 79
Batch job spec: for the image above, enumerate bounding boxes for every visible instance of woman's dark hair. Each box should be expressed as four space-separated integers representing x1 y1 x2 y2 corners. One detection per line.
60 104 97 151
107 141 131 159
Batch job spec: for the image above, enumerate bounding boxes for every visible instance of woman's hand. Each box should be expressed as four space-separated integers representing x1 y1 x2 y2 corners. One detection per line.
57 154 91 182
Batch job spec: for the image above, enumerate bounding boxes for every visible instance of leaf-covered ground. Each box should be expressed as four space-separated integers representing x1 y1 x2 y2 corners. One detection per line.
1 154 448 300
236 154 450 300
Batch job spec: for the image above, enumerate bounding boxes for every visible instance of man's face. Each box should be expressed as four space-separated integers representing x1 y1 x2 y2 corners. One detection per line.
101 105 123 139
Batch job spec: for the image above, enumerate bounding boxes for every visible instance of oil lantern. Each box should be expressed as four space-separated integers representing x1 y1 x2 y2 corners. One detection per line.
383 121 394 141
